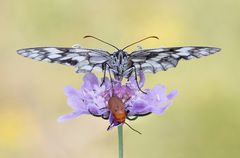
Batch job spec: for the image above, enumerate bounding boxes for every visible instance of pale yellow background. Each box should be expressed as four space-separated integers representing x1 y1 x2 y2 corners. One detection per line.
1 0 239 158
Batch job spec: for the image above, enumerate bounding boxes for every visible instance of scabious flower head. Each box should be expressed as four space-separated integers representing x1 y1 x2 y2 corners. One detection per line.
58 72 177 129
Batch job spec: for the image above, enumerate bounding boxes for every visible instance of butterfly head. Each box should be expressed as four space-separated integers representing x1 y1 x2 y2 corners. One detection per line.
110 50 130 80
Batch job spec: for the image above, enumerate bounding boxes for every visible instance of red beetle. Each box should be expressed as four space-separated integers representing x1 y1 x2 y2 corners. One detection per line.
108 96 127 123
107 95 141 134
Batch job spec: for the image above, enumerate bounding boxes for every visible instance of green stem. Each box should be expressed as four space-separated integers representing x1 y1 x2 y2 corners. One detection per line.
118 125 123 158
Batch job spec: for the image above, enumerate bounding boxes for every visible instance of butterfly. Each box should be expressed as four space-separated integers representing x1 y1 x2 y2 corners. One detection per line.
17 35 221 92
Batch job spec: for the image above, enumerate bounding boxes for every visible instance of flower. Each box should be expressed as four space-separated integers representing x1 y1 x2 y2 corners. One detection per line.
58 72 177 130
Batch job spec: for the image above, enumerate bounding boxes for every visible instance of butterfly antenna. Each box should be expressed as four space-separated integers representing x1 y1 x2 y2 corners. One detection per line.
83 35 119 51
122 36 159 51
125 122 142 134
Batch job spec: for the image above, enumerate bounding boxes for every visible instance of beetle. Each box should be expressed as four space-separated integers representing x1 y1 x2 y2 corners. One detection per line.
107 95 142 134
108 96 126 124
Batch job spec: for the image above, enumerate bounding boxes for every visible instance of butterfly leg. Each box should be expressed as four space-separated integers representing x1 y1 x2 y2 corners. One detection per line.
133 66 147 94
100 63 107 87
106 63 114 90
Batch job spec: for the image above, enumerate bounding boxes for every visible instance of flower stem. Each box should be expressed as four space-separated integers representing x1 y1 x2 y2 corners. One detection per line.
118 125 123 158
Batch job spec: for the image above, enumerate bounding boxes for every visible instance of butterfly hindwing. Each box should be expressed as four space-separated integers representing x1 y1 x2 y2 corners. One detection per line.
17 47 111 73
130 47 221 73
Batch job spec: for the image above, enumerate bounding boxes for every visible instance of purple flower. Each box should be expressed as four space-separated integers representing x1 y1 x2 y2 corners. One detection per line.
58 72 177 130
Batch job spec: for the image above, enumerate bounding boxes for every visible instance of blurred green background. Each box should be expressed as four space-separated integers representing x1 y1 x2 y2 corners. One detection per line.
1 0 239 158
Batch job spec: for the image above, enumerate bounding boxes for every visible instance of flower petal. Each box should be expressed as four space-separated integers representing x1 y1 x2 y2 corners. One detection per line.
82 73 99 90
151 103 170 114
167 90 178 100
64 85 80 97
130 100 150 115
64 86 86 111
58 111 87 122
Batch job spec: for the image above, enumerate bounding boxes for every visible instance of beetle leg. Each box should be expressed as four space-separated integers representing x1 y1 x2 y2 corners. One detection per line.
107 122 115 131
99 107 108 110
101 111 110 120
127 115 138 121
99 107 109 120
89 108 110 120
101 115 109 120
126 109 138 121
135 112 152 117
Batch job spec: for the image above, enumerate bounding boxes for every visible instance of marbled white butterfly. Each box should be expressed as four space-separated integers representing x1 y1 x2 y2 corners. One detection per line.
17 36 221 92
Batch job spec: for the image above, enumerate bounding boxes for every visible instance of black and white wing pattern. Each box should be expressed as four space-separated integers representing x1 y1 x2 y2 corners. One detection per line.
17 47 111 73
130 47 221 73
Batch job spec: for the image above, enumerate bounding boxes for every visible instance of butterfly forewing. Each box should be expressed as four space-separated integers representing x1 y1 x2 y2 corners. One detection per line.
130 46 221 73
17 47 111 73
17 44 221 80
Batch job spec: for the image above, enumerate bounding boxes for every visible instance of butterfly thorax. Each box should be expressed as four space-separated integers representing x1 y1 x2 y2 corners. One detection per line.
109 50 132 80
